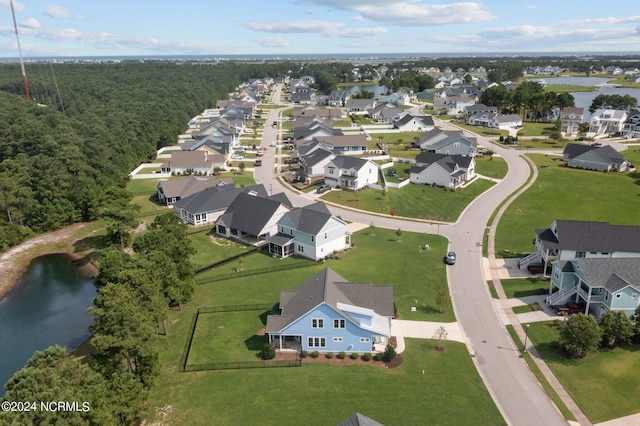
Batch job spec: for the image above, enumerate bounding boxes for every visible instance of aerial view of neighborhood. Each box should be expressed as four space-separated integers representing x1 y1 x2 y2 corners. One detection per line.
1 1 640 425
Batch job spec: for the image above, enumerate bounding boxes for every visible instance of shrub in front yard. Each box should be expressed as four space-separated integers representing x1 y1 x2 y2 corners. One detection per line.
337 351 346 359
325 352 334 359
362 353 372 361
373 353 383 361
350 352 359 360
301 350 308 358
311 350 320 358
382 344 397 362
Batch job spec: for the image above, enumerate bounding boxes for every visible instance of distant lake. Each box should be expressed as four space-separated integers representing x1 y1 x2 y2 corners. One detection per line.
571 86 640 120
0 254 96 395
343 84 389 98
542 76 612 86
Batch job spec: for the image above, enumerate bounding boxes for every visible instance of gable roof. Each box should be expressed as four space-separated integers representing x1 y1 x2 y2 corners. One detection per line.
218 192 289 236
338 412 384 426
158 176 233 200
563 143 626 165
300 147 334 167
266 268 394 333
173 184 267 215
573 258 640 293
328 155 372 171
394 113 434 128
417 129 477 150
313 134 368 148
536 220 640 253
283 202 339 235
415 152 473 169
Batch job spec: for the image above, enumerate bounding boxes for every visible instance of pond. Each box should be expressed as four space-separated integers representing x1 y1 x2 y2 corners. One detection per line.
571 86 640 120
541 76 612 86
0 254 96 395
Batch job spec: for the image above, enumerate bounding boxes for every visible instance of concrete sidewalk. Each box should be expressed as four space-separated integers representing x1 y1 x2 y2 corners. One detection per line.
391 320 465 354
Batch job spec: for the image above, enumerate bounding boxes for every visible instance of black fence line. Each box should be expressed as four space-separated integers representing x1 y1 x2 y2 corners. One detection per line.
195 248 258 275
183 359 301 372
196 260 319 284
180 311 200 373
198 304 273 314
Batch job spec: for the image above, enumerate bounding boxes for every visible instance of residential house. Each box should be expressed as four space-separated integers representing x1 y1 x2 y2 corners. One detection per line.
589 109 628 135
547 258 640 320
518 219 640 274
160 151 225 176
464 103 498 117
267 202 350 261
312 134 369 154
327 90 350 106
489 114 523 130
378 92 410 105
560 107 585 135
345 99 376 113
367 103 404 123
293 119 342 143
157 176 233 207
562 143 629 172
622 111 640 139
172 184 268 226
293 106 343 120
393 113 435 132
215 191 292 245
415 129 477 157
265 268 394 354
324 155 379 190
442 94 477 115
298 146 335 183
409 152 475 188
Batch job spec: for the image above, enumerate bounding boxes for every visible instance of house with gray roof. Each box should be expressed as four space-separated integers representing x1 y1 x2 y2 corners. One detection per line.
562 143 629 172
488 113 522 130
393 113 435 132
589 109 628 135
293 121 342 143
338 413 384 426
409 152 475 188
265 268 394 354
215 191 292 245
267 202 350 261
416 129 477 157
160 151 226 176
367 103 404 123
547 258 640 320
560 107 585 135
345 99 376 113
172 184 267 226
622 111 640 139
518 219 640 275
157 176 233 207
324 155 379 190
312 134 368 154
298 146 335 183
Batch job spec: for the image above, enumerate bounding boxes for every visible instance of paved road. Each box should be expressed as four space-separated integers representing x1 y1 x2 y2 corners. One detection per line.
256 89 568 425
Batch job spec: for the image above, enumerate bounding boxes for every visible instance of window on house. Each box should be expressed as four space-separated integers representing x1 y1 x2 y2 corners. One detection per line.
325 233 328 239
632 293 638 300
576 251 586 258
360 337 370 343
333 319 345 329
308 337 326 348
615 294 622 299
311 236 314 242
312 318 324 328
333 337 343 343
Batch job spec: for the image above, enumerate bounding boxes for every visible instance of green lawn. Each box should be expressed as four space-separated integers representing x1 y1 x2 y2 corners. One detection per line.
321 179 495 222
495 153 640 257
528 322 640 423
188 233 249 272
448 121 508 138
143 228 507 425
500 278 549 299
475 156 508 180
368 132 424 159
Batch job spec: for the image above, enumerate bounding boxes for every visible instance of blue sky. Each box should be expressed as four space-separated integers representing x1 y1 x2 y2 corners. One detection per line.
1 0 639 57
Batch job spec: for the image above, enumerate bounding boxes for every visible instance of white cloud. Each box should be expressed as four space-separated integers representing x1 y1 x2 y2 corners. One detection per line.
253 37 290 48
20 18 40 29
331 27 387 38
296 1 496 26
0 0 25 12
36 28 83 40
563 16 640 26
44 5 82 19
247 19 386 39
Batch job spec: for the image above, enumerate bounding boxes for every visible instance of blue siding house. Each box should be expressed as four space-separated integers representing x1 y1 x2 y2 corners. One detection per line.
547 258 640 319
266 268 394 354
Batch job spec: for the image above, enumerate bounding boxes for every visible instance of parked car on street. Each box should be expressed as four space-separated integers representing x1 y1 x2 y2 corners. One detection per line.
445 251 456 265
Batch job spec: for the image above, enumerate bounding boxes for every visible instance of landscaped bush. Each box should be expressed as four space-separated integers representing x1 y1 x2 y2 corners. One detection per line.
260 343 276 360
301 350 308 358
382 344 397 362
373 353 383 361
350 352 359 360
362 353 372 361
337 351 346 359
311 350 320 358
325 352 334 359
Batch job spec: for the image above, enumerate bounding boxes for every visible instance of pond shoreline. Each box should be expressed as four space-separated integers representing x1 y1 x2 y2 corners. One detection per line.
0 223 98 302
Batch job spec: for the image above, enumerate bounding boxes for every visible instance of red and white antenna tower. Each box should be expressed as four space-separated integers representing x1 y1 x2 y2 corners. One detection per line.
10 0 31 101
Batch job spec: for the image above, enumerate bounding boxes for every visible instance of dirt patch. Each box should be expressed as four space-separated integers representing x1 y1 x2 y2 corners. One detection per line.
0 223 98 301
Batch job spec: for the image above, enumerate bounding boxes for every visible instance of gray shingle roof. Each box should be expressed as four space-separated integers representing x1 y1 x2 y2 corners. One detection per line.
266 268 394 333
172 184 267 215
415 152 472 170
328 155 370 171
158 176 233 200
284 202 334 235
218 192 289 236
338 412 384 426
537 220 640 253
575 258 640 292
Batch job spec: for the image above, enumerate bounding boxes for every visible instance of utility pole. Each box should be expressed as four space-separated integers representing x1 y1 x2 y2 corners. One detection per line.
10 0 30 101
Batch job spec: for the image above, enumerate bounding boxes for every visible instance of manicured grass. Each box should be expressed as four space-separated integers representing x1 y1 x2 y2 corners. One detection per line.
516 122 558 137
368 132 424 156
188 233 249 272
126 178 160 195
511 138 570 150
448 121 508 138
148 337 504 425
495 153 640 257
500 278 549 299
528 322 640 423
475 156 508 179
321 179 495 221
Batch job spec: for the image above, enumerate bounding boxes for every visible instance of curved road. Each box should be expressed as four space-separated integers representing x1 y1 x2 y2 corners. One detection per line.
255 89 568 426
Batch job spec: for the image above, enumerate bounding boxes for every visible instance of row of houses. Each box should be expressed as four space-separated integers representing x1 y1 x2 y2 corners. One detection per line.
561 107 640 138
